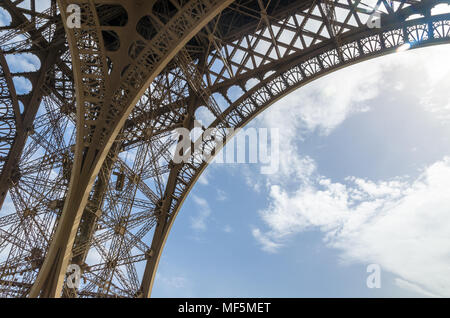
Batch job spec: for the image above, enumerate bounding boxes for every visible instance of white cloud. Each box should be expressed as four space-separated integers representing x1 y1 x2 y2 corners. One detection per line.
256 57 380 139
249 54 385 188
381 45 450 125
157 274 187 289
250 45 450 297
198 171 209 185
256 44 450 136
252 228 282 253
216 189 227 201
254 157 450 297
5 53 40 73
395 278 439 298
154 271 192 297
190 195 211 231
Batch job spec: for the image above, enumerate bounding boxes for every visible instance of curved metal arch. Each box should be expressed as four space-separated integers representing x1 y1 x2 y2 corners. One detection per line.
201 0 444 93
0 1 80 296
139 10 450 297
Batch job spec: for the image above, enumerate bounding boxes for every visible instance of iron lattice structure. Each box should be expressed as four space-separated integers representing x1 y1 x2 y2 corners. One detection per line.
0 0 448 298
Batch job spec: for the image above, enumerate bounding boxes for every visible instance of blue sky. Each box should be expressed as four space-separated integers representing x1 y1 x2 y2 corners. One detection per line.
153 44 450 298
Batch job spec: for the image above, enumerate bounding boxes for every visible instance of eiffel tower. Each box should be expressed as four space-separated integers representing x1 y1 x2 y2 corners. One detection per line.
0 0 448 298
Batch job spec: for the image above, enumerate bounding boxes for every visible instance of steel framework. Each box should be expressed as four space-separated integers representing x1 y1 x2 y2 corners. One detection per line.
0 0 449 297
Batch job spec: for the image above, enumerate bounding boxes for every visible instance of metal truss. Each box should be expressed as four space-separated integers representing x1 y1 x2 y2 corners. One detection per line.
0 0 449 297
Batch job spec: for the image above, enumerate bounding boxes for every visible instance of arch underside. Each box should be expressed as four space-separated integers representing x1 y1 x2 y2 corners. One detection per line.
0 0 448 297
